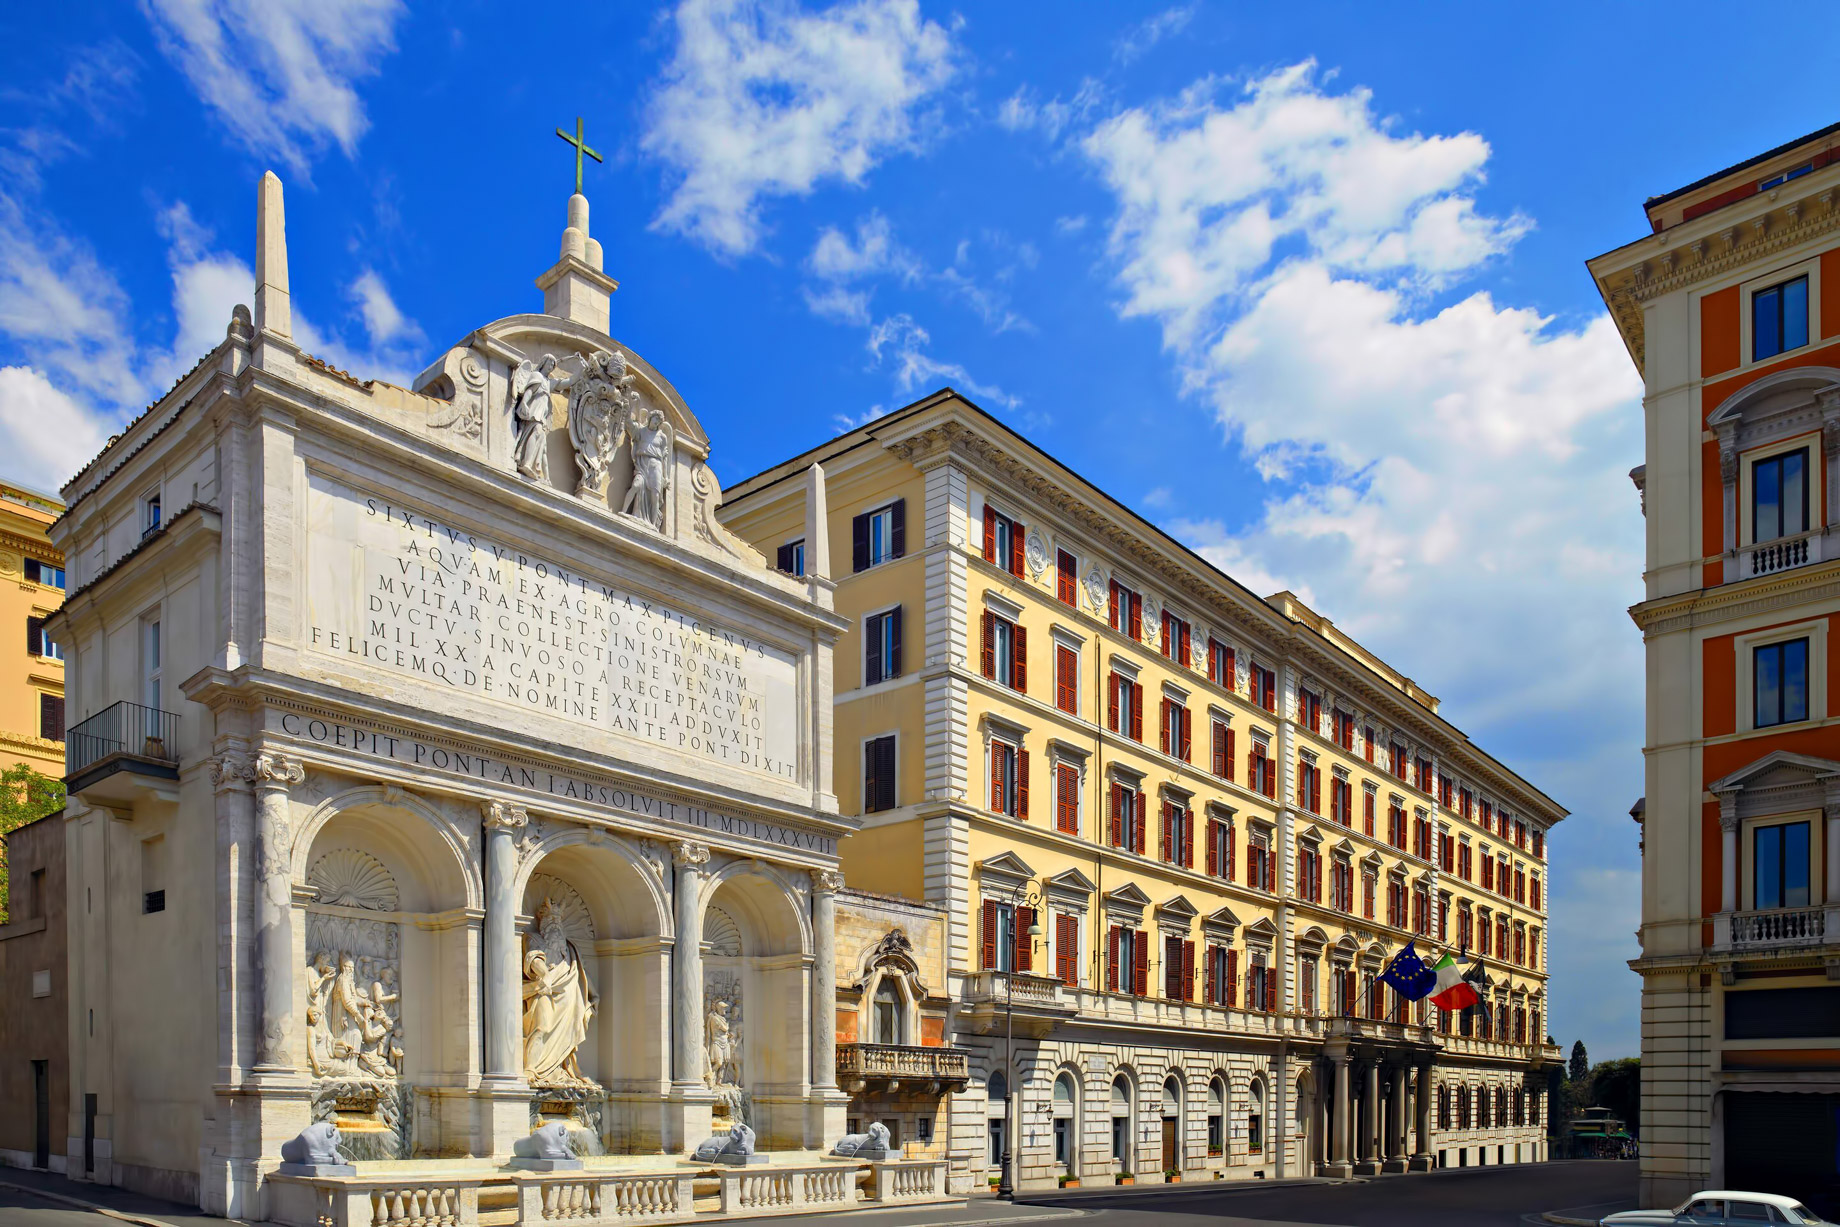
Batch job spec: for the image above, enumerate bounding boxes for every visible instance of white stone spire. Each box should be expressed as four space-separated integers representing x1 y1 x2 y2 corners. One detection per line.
254 170 291 338
537 191 619 334
805 462 831 582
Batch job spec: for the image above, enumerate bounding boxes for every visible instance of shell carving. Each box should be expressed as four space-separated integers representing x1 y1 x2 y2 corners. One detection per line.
307 849 399 911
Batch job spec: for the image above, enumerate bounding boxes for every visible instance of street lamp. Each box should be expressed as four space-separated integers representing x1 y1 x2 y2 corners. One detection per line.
997 879 1044 1200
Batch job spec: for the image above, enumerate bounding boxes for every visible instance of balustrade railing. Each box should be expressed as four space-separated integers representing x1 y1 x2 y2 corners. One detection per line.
963 970 1066 1006
837 1042 969 1082
1732 905 1826 949
1750 531 1820 577
66 699 180 778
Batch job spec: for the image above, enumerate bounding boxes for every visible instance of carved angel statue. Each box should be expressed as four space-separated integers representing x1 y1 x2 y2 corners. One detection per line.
511 354 571 482
621 407 673 530
568 350 637 500
522 897 599 1086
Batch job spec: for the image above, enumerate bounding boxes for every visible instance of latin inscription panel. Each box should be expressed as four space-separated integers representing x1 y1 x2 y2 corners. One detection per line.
304 473 798 781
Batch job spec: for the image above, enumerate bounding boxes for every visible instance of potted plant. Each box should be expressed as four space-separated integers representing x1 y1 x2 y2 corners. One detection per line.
1115 1172 1134 1186
1058 1173 1078 1188
1164 1168 1180 1183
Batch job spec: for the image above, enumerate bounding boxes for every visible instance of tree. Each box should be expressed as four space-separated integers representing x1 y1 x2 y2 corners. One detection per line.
1589 1058 1642 1137
1569 1040 1589 1085
0 762 66 924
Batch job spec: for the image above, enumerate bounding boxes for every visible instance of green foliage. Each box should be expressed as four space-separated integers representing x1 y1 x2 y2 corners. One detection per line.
1588 1058 1641 1136
0 762 66 924
1568 1039 1589 1084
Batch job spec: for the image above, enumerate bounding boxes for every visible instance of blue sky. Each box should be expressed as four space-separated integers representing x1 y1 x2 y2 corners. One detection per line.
5 0 1838 1063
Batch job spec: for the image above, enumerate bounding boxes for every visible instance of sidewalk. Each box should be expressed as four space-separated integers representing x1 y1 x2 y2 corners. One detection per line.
0 1167 234 1227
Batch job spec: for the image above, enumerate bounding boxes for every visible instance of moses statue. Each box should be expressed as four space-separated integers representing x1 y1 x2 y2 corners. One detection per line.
522 897 598 1085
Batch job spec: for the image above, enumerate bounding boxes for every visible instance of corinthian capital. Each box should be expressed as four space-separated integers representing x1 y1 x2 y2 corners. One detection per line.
211 752 254 790
482 800 529 830
810 869 847 894
250 753 305 789
673 840 711 868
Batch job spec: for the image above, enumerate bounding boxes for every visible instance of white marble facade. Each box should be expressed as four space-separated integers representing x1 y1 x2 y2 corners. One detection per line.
46 174 854 1220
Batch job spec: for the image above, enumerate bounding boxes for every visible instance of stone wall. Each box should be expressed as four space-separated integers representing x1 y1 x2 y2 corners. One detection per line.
0 812 67 1173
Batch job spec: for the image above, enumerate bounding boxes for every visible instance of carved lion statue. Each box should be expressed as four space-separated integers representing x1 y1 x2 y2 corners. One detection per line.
829 1120 892 1158
281 1121 349 1167
692 1121 756 1161
522 1121 575 1161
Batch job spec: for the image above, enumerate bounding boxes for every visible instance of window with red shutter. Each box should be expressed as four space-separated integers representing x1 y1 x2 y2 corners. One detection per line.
1011 624 1027 693
1056 550 1077 605
1055 645 1078 714
1132 930 1148 996
1107 926 1120 991
980 611 996 679
1204 944 1218 1004
1178 706 1192 762
1182 940 1195 1001
981 900 998 970
1109 783 1124 847
1107 673 1121 732
1015 906 1034 971
1227 949 1239 1007
1056 913 1078 984
1055 763 1078 835
1363 787 1376 836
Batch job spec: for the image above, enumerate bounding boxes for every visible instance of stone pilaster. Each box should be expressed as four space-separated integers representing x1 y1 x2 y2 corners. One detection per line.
669 841 714 1153
1325 1041 1352 1177
479 800 532 1157
1411 1063 1434 1171
251 753 304 1075
1383 1064 1408 1172
1354 1060 1380 1175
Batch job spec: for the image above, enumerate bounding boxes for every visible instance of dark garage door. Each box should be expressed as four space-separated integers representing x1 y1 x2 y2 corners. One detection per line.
1725 1092 1840 1215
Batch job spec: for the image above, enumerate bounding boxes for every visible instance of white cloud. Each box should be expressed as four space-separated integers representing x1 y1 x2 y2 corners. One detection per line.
1081 62 1646 1056
808 213 921 283
1114 4 1196 64
866 313 1019 409
0 366 112 485
0 193 142 406
994 79 1104 143
1054 214 1088 236
643 0 958 257
348 268 422 348
139 0 405 173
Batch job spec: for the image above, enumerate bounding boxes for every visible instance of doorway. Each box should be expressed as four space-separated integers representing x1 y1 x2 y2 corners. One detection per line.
32 1061 49 1169
1161 1117 1177 1173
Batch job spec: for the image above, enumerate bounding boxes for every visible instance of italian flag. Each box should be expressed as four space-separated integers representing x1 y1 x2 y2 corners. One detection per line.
1428 954 1479 1012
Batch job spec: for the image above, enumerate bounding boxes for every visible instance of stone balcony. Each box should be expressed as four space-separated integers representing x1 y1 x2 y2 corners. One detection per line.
836 1042 970 1094
959 971 1077 1037
1712 904 1837 959
1744 527 1828 579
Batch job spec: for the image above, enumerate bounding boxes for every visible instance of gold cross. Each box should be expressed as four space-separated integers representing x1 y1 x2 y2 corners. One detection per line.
555 116 602 196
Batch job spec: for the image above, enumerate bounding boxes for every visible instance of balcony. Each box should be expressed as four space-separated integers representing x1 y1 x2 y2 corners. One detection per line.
66 700 181 803
1720 904 1830 953
959 971 1076 1036
836 1043 970 1094
1746 529 1825 578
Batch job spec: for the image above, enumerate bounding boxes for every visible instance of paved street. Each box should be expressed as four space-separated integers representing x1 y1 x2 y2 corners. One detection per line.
0 1162 1638 1227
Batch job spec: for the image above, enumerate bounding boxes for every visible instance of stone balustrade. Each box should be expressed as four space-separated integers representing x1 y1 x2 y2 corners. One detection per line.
836 1042 969 1085
867 1160 946 1203
1732 904 1827 949
717 1164 855 1214
514 1173 696 1224
269 1175 484 1227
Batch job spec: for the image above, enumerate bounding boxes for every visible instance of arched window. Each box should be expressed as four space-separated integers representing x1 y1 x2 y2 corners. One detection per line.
1477 1085 1490 1129
1053 1073 1078 1169
1207 1077 1225 1157
987 1071 1009 1168
1248 1080 1265 1156
1111 1075 1133 1171
873 979 903 1045
1162 1076 1181 1118
1457 1085 1471 1130
1495 1087 1507 1128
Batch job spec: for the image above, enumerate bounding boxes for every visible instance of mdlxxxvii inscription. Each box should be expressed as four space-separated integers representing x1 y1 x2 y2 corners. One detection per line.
304 473 798 781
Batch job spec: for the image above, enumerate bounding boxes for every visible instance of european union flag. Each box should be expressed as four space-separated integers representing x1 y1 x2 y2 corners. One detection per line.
1378 942 1438 1001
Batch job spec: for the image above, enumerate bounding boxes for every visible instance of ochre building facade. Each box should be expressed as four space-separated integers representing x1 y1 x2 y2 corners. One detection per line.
1595 121 1840 1212
721 395 1563 1191
0 480 66 782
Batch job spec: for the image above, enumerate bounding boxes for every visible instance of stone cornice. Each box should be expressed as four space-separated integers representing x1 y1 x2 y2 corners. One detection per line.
1629 559 1840 636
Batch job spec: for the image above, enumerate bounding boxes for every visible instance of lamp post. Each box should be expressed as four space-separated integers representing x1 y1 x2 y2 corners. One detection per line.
997 879 1045 1201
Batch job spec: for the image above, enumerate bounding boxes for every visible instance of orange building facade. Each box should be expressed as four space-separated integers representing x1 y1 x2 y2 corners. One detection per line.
1594 122 1840 1212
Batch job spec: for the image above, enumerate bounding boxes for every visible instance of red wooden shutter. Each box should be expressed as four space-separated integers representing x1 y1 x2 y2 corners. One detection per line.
1010 523 1024 577
1204 945 1217 1003
1056 646 1076 713
890 499 905 558
1225 729 1236 781
980 611 995 678
1212 721 1225 776
1133 796 1146 855
989 744 1005 814
1107 926 1120 991
1108 581 1119 628
1015 907 1034 971
1132 932 1148 996
1227 825 1237 881
1057 914 1077 984
981 901 998 970
1110 783 1124 847
1227 949 1239 1007
1182 810 1194 868
1160 801 1173 862
1131 684 1143 741
1012 625 1027 692
40 694 64 742
1206 819 1219 875
1056 763 1077 834
1182 941 1195 1001
983 504 996 562
1016 749 1030 819
1311 767 1321 815
1180 623 1191 667
1159 698 1171 754
1107 674 1120 731
1130 592 1142 639
1179 707 1192 761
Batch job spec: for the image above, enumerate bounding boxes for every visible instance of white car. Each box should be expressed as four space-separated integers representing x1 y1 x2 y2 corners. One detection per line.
1601 1191 1832 1225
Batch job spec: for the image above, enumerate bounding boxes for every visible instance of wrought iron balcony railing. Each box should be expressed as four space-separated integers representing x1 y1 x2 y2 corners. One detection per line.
66 700 181 784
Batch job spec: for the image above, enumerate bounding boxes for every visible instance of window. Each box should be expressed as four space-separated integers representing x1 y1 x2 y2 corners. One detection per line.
1161 799 1194 868
1413 884 1430 935
1387 876 1406 927
1298 758 1321 814
1247 1082 1264 1152
1532 829 1544 859
1055 762 1079 835
1207 1080 1225 1155
1481 853 1495 892
142 616 162 710
1331 774 1352 825
143 492 162 535
25 616 60 661
989 739 1028 819
1208 638 1234 689
1387 802 1406 850
981 611 1026 692
872 980 903 1044
1298 843 1321 902
1299 955 1318 1013
863 735 897 813
980 899 1032 972
1108 925 1148 995
1530 874 1542 911
1054 643 1078 714
1297 688 1321 734
1247 955 1273 1013
1363 786 1376 836
23 559 64 589
1054 1074 1077 1164
1414 814 1432 861
1109 783 1145 854
1362 725 1376 764
1111 1078 1133 1165
1206 817 1235 880
1205 944 1236 1006
1332 859 1353 912
1753 820 1811 909
1160 611 1191 666
1164 934 1195 1000
1415 757 1433 793
1252 665 1276 713
851 499 905 572
1752 448 1809 542
1332 710 1354 750
983 505 1023 577
1249 736 1275 798
1458 904 1473 951
1513 926 1526 966
1390 742 1407 780
865 607 902 685
1210 718 1234 781
1108 580 1142 639
775 539 805 576
1160 697 1192 761
1362 870 1376 919
1753 274 1809 362
1459 841 1473 881
1054 914 1080 984
1056 549 1077 606
1249 835 1274 892
1108 672 1143 740
1753 637 1809 728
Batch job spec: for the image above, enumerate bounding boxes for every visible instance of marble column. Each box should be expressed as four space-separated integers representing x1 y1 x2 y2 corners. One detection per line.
251 753 304 1074
1328 1048 1351 1175
811 871 843 1091
1719 795 1739 915
1355 1060 1380 1174
481 801 528 1083
1411 1064 1434 1171
1384 1065 1408 1172
673 842 711 1088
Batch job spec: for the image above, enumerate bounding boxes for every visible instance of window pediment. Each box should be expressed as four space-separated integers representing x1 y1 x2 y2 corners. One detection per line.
978 851 1036 893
